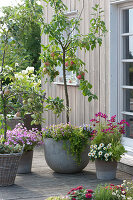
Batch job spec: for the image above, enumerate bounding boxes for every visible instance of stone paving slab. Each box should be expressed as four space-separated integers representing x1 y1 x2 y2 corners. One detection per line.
0 146 133 200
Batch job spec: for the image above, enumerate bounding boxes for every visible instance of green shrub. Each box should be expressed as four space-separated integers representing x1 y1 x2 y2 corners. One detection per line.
92 185 117 200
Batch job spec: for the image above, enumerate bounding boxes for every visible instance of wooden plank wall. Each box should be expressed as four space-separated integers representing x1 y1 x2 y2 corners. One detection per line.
41 0 110 126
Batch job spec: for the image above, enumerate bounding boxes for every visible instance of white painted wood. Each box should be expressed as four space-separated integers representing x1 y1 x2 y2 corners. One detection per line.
122 59 133 62
111 0 133 4
121 86 133 89
121 33 133 36
110 4 121 119
110 1 133 155
121 111 133 116
99 0 106 114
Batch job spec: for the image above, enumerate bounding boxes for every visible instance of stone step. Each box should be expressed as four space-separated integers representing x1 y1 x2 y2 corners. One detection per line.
118 154 133 175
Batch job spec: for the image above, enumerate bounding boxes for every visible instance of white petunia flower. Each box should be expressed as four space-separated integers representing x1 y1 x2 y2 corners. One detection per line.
98 151 103 156
88 153 92 157
22 70 27 75
92 152 95 157
112 192 116 196
104 153 109 158
15 63 19 67
15 74 23 80
26 66 34 73
99 143 104 148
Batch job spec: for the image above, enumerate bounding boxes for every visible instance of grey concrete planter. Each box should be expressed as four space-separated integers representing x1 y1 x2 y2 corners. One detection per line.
95 159 117 180
17 150 33 174
44 138 89 173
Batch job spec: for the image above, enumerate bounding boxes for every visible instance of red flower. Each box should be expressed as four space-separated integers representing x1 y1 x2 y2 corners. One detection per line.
76 186 83 190
85 193 92 199
110 184 115 186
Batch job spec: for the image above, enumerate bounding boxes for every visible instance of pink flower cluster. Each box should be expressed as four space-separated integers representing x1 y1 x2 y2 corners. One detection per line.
3 123 43 151
90 112 129 135
67 186 93 200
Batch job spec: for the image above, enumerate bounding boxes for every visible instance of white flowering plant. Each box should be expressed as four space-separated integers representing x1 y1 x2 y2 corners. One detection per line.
88 143 113 162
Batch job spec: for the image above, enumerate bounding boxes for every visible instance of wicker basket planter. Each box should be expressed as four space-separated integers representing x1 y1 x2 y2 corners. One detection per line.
0 153 22 186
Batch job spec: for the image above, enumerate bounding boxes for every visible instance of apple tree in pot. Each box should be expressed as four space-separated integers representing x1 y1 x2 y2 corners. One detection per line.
41 0 107 173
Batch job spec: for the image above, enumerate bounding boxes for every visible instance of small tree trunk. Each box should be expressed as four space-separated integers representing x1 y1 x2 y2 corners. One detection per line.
63 49 69 123
2 97 7 140
1 49 7 139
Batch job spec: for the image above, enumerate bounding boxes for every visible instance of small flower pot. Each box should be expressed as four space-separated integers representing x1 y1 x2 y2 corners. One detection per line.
44 138 89 173
17 150 33 174
95 159 117 180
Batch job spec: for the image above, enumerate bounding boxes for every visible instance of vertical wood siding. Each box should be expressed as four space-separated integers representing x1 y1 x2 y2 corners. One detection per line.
41 0 110 126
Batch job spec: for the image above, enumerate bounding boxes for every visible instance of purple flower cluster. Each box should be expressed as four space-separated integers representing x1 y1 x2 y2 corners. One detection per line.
3 123 43 151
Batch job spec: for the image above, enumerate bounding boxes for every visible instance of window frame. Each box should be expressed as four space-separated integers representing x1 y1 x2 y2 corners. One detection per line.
54 10 79 87
110 1 133 154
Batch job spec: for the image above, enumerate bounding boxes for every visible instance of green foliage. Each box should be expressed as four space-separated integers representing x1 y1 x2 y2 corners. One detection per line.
94 185 117 200
0 0 43 71
43 123 93 164
0 143 22 154
0 66 64 127
45 96 64 117
111 142 126 162
41 0 107 122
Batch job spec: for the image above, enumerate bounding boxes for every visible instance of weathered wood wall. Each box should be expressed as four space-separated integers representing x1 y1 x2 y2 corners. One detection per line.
41 0 110 126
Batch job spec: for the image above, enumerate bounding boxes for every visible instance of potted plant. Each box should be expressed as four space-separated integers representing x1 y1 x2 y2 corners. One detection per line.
88 112 128 180
42 123 93 173
5 123 43 174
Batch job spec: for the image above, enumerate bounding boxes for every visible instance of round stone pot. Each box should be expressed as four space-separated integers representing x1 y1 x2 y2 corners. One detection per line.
44 138 89 173
17 150 33 174
95 159 117 180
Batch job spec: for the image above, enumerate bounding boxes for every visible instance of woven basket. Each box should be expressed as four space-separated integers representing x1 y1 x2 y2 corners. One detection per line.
0 153 22 186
